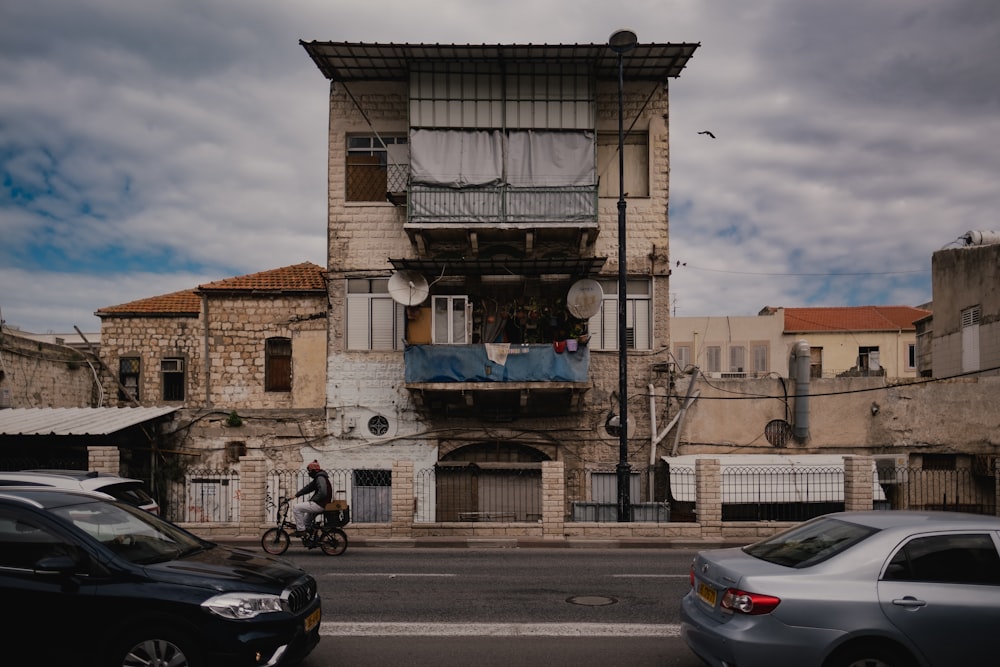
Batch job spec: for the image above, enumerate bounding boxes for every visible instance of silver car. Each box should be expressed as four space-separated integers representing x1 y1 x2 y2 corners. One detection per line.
680 511 1000 667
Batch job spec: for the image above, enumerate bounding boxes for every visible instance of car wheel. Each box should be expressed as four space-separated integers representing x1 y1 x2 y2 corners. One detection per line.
320 527 348 556
261 527 290 555
825 641 915 667
112 627 203 667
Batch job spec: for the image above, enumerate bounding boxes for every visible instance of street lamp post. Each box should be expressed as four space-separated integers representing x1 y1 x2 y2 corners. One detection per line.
609 29 637 522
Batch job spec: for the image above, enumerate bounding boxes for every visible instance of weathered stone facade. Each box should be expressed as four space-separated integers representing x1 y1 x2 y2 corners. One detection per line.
0 328 100 408
320 74 675 490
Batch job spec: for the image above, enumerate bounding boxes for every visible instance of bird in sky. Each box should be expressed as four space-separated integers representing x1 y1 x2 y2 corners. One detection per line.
697 130 716 138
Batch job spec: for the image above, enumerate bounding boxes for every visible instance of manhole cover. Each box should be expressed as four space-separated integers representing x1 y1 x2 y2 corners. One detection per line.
567 595 617 607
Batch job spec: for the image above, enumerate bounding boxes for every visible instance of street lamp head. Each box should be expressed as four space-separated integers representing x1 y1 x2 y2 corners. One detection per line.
608 29 638 54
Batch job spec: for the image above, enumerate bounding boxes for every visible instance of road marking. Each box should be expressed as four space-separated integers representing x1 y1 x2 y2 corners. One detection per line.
320 622 681 637
321 572 457 578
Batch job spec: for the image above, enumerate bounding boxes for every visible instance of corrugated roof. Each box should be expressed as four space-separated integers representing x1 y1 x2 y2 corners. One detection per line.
784 306 932 333
0 407 179 436
96 263 326 317
300 41 700 83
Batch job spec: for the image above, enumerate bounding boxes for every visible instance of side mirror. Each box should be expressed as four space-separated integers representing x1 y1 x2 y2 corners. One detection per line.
33 555 78 576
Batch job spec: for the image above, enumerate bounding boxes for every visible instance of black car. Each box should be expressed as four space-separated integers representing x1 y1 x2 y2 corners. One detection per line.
0 487 321 667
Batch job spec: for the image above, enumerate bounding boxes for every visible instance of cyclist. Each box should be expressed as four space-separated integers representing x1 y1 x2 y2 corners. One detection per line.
291 460 332 536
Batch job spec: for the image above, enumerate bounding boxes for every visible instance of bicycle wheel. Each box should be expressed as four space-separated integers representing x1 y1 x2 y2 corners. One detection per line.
260 527 290 555
319 527 348 556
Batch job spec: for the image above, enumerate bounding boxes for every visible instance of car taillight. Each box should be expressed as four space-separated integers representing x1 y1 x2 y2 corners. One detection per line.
721 589 781 615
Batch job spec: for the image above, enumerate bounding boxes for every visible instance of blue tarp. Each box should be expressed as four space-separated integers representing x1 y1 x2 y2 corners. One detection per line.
404 344 589 383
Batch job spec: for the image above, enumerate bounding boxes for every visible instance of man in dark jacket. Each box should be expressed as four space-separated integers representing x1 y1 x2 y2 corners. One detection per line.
291 460 332 536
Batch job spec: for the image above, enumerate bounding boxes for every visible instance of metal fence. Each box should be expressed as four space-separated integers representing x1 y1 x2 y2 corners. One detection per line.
264 468 392 524
159 463 997 525
163 469 241 523
881 466 997 515
565 466 671 523
719 465 846 522
414 465 542 523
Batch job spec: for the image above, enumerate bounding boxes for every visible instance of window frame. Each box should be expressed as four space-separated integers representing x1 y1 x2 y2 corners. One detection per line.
160 357 185 402
264 337 292 393
752 342 769 376
346 278 405 351
431 295 470 345
346 135 408 202
588 279 652 351
118 356 140 402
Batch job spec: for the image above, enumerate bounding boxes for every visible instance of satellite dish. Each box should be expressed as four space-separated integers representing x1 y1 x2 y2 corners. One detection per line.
566 279 603 319
388 271 430 306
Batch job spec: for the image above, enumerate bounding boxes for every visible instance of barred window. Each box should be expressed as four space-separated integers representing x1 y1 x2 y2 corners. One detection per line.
346 135 408 202
119 357 140 402
161 358 185 401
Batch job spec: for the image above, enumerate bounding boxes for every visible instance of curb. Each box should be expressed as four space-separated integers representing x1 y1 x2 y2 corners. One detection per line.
217 536 749 550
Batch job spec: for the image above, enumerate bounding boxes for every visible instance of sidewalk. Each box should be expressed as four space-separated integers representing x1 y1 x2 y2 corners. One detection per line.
216 535 750 550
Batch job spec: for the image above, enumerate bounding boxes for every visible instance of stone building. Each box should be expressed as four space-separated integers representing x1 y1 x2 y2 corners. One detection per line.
94 262 328 476
918 232 1000 379
670 305 930 380
0 326 101 410
299 39 700 514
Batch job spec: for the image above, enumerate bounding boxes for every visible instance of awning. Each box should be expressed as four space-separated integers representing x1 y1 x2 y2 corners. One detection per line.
388 256 606 277
0 407 179 437
300 41 700 83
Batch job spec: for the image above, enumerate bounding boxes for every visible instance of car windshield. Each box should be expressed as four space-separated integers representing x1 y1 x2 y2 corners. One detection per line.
743 516 878 568
52 499 207 564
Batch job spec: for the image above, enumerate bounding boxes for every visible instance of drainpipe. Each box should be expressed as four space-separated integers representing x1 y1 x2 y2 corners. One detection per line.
202 294 212 407
648 377 701 498
791 340 810 441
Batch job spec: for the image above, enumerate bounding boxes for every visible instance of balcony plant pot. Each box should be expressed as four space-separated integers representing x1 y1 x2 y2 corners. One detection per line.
566 338 579 352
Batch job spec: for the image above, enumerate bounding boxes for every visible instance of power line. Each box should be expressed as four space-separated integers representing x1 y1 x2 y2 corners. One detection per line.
681 265 928 277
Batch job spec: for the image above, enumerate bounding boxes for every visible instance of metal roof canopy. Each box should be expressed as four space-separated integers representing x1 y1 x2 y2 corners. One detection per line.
300 41 700 83
0 407 179 437
388 256 606 277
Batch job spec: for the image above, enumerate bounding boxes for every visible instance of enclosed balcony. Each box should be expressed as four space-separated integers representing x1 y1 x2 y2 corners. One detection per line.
389 256 604 418
400 128 600 250
404 343 591 419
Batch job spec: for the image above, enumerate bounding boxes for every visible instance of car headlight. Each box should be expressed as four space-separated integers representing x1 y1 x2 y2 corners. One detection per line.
202 592 285 619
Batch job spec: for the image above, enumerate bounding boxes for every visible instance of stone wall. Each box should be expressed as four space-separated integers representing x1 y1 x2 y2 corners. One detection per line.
0 329 99 408
99 294 326 410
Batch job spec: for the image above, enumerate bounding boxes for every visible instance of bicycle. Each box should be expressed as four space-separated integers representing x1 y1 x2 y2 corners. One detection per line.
260 497 349 556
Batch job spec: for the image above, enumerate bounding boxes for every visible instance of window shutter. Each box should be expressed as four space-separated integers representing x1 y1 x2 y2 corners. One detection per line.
370 298 396 350
347 298 369 350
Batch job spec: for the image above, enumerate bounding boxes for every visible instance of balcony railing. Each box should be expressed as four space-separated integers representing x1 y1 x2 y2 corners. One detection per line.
404 343 589 384
408 184 598 224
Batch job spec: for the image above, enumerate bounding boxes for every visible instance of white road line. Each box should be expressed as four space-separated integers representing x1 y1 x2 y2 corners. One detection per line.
319 622 681 637
321 572 457 578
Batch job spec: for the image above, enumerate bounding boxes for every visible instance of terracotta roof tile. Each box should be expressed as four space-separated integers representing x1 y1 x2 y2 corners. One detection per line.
199 262 326 292
784 305 931 333
95 289 201 317
96 263 326 317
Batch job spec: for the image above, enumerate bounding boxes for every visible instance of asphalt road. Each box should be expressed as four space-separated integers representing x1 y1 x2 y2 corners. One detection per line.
262 546 708 666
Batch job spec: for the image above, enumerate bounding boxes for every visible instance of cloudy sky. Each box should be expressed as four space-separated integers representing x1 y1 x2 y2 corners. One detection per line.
3 0 998 334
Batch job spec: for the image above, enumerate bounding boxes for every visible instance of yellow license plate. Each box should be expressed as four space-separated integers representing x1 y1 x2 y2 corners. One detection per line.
304 608 321 633
697 582 717 607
